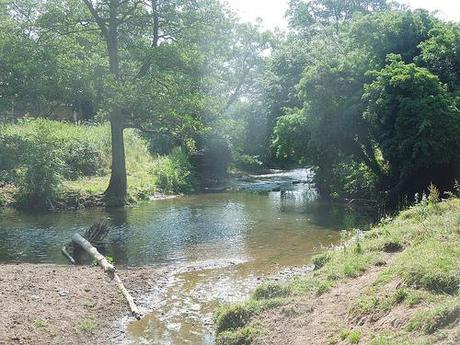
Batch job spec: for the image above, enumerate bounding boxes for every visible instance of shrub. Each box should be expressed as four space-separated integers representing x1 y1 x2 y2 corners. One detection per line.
0 133 27 173
63 140 104 179
234 154 264 173
214 305 253 334
152 147 192 194
15 123 65 210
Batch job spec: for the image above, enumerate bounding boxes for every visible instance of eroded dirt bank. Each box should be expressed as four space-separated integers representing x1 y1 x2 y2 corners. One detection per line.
0 264 156 345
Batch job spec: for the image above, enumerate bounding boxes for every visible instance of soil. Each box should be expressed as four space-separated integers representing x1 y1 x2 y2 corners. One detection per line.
0 264 157 345
253 253 460 345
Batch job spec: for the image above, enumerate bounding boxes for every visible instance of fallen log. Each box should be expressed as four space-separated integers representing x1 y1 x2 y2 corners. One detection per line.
71 233 142 320
113 273 142 320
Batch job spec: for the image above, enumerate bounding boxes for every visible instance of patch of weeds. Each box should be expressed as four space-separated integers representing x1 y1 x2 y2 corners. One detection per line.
312 252 331 269
341 254 371 278
33 319 48 328
216 327 257 345
340 329 361 344
79 319 97 332
316 280 334 295
369 335 411 345
215 299 287 335
403 289 436 307
407 303 460 334
215 304 252 334
348 330 362 344
251 283 291 300
350 286 434 319
350 295 380 316
392 288 408 304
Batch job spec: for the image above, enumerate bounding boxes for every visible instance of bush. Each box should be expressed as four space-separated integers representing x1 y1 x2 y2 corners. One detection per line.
152 147 192 194
0 133 27 172
234 154 264 173
62 140 104 179
15 123 65 209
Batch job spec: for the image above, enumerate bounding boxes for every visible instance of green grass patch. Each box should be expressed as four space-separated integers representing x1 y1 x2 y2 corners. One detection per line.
340 329 362 344
79 319 97 332
251 283 292 300
216 327 257 345
214 299 287 334
33 319 48 328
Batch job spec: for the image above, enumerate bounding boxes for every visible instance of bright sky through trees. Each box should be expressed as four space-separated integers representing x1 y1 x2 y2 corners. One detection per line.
226 0 460 28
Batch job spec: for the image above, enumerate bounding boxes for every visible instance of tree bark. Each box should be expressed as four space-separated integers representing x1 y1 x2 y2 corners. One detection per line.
104 117 128 206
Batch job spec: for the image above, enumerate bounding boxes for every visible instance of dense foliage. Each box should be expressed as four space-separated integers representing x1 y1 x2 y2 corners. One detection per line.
270 1 460 204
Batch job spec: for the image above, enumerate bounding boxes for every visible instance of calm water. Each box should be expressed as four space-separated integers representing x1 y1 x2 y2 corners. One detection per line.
0 169 368 344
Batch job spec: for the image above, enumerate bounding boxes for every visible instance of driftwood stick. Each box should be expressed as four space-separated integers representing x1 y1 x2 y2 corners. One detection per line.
71 233 141 319
114 273 142 320
61 245 76 265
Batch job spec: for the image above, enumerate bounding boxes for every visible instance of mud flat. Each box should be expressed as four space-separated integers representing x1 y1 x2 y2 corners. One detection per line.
0 264 157 345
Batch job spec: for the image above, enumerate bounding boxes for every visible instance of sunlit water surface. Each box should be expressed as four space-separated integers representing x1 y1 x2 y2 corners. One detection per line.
0 169 369 344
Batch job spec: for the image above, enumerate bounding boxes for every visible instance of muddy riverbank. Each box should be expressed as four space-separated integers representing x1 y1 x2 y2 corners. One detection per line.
0 264 157 345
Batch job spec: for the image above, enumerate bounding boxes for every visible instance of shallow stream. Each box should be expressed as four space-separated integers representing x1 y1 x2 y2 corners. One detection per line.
0 169 368 344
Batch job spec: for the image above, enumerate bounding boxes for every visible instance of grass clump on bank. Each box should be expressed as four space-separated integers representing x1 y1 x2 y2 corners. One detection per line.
0 119 193 210
215 193 460 344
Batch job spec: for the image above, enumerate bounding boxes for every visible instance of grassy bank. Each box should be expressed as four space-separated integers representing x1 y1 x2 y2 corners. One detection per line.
215 191 460 344
0 119 192 210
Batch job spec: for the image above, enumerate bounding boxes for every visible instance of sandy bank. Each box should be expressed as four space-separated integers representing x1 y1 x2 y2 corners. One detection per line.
0 264 156 345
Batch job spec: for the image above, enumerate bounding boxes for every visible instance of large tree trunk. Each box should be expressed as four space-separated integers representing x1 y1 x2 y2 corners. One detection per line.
104 13 128 206
104 117 128 206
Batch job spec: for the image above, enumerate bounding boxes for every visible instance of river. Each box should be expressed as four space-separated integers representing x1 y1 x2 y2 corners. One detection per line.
0 169 369 344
